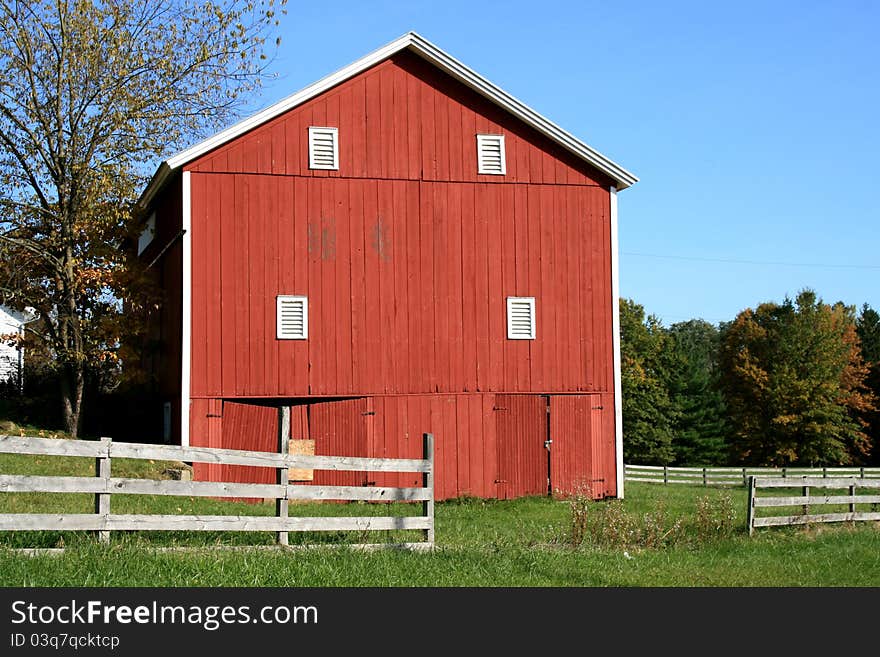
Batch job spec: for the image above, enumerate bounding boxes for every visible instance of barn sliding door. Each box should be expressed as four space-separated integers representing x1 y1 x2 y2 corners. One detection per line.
221 401 278 485
308 397 371 487
549 394 613 499
494 394 549 499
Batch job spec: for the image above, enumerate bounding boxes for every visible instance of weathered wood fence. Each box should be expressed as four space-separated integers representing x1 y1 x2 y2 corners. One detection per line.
0 428 435 550
746 476 880 535
626 464 880 487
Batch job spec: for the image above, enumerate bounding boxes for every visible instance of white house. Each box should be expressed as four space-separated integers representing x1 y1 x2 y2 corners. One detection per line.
0 305 27 384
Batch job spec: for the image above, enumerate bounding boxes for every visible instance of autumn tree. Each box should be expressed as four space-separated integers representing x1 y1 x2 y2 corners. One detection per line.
0 0 286 437
619 298 677 464
720 290 875 466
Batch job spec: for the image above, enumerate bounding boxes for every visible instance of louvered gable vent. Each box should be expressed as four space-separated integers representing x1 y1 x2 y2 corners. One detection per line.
477 134 506 175
277 295 308 340
507 297 535 340
308 127 338 170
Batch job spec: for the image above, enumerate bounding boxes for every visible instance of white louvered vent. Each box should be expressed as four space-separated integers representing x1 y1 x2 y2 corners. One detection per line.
308 126 339 170
477 134 506 175
277 295 308 340
506 297 535 340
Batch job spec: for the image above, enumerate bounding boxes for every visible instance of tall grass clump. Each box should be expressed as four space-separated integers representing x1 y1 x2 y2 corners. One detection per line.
693 492 738 542
567 488 591 548
563 487 740 551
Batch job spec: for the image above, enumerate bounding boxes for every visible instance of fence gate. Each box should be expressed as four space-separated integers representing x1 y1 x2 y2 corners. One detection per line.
747 475 880 534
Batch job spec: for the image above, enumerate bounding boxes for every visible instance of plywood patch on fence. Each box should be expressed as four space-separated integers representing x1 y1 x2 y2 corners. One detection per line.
290 440 315 481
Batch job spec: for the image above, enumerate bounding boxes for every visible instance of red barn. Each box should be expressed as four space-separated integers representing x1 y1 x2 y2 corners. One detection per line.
136 32 637 500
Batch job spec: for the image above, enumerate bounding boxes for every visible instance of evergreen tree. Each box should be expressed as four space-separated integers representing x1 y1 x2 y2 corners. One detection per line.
667 320 730 465
619 299 676 464
856 304 880 464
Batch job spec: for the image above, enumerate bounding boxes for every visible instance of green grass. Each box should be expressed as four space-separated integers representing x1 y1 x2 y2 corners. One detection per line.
1 446 879 586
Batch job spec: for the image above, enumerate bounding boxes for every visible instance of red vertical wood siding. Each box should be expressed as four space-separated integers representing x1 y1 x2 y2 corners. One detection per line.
189 176 612 399
360 394 498 500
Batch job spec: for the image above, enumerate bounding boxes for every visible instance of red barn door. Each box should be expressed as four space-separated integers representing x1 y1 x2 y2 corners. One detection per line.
494 394 549 499
549 395 613 498
221 401 277 485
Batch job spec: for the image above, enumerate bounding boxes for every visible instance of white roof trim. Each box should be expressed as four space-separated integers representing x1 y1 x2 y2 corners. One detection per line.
0 305 25 325
138 31 637 209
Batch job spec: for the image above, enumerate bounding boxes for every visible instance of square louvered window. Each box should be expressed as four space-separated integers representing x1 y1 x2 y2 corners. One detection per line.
507 297 535 340
477 134 506 175
308 127 339 170
277 295 308 340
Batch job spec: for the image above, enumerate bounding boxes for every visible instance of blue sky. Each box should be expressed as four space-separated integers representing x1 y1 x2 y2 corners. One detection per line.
246 0 879 326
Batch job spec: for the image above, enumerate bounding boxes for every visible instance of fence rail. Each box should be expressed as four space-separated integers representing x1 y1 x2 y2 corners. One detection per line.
625 464 880 487
746 476 880 534
0 428 434 550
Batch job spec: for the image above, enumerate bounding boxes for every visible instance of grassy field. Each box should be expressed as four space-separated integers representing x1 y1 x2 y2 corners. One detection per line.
1 446 879 586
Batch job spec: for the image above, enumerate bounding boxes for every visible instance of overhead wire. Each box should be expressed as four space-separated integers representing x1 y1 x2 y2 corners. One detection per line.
620 250 878 324
622 251 880 270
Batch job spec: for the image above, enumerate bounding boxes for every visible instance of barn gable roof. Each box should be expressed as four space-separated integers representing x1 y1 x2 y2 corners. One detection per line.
138 31 637 209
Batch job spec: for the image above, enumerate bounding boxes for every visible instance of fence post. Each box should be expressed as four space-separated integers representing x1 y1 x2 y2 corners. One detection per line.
802 485 809 517
746 476 756 536
861 467 865 479
95 437 111 545
742 467 747 487
823 467 828 479
663 466 668 485
849 483 857 514
423 433 435 547
277 406 290 546
782 467 787 479
702 467 707 486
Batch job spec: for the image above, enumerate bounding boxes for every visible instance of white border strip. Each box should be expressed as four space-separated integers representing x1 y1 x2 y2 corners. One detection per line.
180 172 192 448
610 186 624 499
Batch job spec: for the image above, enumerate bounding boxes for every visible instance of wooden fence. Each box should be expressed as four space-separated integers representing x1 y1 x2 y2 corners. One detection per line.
0 427 434 550
746 476 880 535
625 464 880 487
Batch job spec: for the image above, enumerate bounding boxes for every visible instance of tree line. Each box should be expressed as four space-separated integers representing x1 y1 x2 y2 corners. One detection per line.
621 289 880 467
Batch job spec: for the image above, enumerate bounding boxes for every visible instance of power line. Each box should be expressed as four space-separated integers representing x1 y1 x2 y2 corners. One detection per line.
622 251 880 270
654 314 731 325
